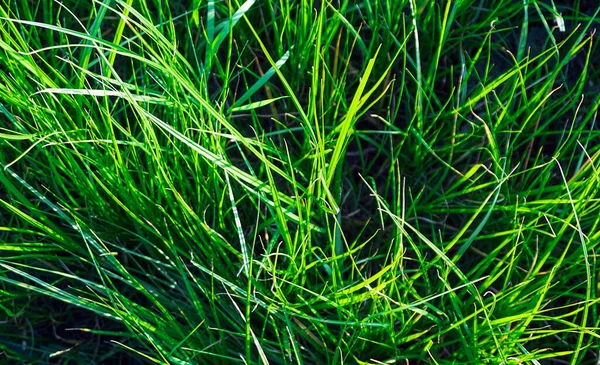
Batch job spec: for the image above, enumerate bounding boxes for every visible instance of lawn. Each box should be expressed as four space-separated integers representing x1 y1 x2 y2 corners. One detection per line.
1 0 600 364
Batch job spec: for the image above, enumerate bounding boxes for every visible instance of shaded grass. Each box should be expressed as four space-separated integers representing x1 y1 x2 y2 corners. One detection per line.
1 0 600 364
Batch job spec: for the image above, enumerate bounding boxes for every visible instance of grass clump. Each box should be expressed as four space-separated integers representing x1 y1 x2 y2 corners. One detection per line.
1 0 600 363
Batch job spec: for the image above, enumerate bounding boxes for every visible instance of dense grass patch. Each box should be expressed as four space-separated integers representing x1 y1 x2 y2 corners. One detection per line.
1 0 600 363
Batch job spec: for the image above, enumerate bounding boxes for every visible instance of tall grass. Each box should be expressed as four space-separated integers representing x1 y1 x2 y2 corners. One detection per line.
1 0 600 363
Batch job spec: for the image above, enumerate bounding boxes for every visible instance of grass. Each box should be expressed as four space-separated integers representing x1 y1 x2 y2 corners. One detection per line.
1 0 600 363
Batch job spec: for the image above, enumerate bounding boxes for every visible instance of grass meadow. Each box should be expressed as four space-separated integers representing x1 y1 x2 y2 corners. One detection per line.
1 0 600 364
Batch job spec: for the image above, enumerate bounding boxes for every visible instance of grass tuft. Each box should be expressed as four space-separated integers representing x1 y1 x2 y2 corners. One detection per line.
1 0 600 364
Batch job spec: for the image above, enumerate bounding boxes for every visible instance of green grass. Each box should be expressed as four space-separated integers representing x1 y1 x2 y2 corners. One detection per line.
1 0 600 363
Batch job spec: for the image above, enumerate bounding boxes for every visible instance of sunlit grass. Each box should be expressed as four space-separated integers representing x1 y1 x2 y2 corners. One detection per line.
1 0 600 364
